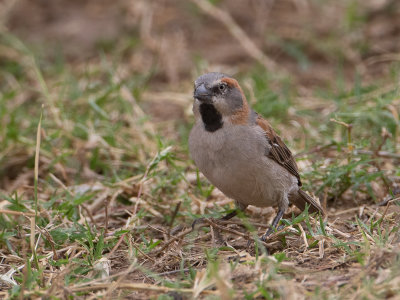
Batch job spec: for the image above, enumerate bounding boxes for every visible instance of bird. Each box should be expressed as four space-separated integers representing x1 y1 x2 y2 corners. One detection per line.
188 72 325 241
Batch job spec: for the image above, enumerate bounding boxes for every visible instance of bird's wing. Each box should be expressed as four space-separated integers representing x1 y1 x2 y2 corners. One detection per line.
254 113 326 215
255 114 302 186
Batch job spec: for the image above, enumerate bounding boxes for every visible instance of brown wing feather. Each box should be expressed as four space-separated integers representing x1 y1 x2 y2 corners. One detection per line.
254 113 326 215
255 115 302 186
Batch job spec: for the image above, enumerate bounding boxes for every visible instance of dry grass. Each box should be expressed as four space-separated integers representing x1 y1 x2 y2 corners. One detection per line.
1 0 400 299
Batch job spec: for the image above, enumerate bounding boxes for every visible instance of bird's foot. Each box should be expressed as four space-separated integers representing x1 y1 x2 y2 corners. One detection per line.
191 217 220 230
191 217 208 230
260 225 285 242
260 228 274 242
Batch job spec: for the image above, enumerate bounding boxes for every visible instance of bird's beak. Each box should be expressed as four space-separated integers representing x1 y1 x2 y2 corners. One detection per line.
194 84 212 103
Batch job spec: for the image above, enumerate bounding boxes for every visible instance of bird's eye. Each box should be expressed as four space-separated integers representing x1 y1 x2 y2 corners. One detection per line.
218 84 226 91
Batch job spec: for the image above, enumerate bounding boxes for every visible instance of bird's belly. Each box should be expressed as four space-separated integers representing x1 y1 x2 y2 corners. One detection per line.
189 124 293 207
208 157 286 207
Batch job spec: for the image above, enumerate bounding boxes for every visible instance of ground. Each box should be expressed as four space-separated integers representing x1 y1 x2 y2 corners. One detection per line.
0 0 399 299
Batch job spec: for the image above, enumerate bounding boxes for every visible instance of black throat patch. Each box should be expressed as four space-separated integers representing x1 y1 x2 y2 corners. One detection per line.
199 103 223 132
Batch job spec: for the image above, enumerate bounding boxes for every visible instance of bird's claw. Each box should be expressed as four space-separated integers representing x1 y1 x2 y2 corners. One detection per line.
261 224 285 241
191 217 212 230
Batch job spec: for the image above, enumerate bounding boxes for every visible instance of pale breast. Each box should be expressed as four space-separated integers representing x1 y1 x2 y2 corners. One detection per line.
189 122 297 207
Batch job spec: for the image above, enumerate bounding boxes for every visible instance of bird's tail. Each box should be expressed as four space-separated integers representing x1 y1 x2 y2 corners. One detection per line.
290 189 326 216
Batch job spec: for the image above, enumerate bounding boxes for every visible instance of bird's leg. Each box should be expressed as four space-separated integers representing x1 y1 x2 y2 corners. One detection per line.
220 210 238 221
261 208 285 241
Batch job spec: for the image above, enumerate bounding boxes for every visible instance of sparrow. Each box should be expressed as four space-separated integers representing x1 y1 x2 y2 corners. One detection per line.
189 72 325 241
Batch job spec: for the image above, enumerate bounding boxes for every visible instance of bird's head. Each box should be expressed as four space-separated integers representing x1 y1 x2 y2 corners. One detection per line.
193 72 247 119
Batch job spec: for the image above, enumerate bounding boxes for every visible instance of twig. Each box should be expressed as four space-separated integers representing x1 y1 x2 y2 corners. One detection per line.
39 227 58 260
50 172 97 225
107 234 127 258
167 201 181 236
218 219 270 229
204 219 274 247
153 227 193 255
331 228 351 239
68 282 217 295
378 196 400 207
330 118 353 152
81 204 96 225
343 83 397 105
128 268 192 282
170 224 185 235
0 209 36 217
355 150 400 159
380 197 400 221
104 260 138 298
294 143 335 158
192 0 279 73
32 105 43 274
105 197 109 236
151 268 191 277
132 243 156 263
204 219 249 239
375 128 391 155
49 173 73 196
133 149 168 216
330 207 360 216
298 224 309 249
